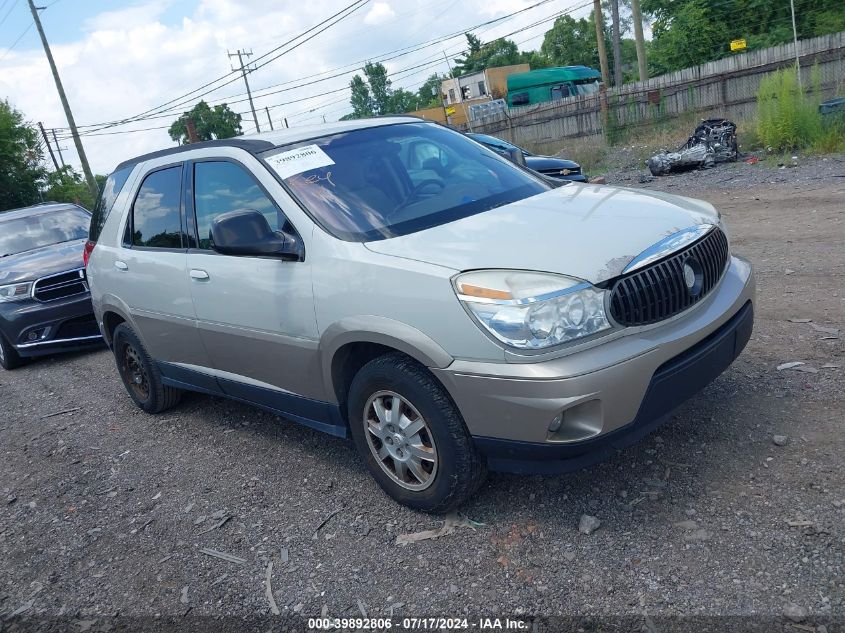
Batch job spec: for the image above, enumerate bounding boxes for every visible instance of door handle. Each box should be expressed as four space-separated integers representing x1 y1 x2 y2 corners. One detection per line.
114 260 128 271
189 269 210 281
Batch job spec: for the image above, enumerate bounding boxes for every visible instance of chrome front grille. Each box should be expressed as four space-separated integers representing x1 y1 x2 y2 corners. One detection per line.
609 228 729 326
33 268 89 302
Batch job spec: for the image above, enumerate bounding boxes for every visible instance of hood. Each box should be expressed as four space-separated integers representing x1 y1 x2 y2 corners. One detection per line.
365 184 720 284
525 155 580 171
0 239 87 285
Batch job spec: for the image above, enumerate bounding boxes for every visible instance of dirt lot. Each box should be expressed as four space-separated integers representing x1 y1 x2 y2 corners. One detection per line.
1 157 843 631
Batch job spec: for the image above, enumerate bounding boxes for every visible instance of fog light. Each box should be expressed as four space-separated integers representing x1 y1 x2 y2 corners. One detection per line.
27 331 39 341
548 413 563 433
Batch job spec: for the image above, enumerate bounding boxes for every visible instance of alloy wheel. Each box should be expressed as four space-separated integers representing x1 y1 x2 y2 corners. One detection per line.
363 390 438 491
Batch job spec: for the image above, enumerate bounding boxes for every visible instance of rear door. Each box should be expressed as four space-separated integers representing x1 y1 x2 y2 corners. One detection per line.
183 155 324 408
114 163 211 375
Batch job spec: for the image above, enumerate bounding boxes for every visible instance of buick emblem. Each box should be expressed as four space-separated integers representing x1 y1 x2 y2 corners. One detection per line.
683 258 703 296
683 262 696 289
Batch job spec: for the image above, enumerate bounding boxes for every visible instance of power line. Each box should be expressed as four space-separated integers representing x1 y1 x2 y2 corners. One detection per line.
0 0 19 28
59 0 564 133
76 0 371 136
0 20 32 60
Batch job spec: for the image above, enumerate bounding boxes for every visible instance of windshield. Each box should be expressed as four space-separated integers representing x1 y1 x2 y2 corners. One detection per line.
0 207 90 257
262 122 549 241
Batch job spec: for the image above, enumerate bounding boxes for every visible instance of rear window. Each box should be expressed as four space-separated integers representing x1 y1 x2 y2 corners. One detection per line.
128 166 184 249
0 207 91 258
89 166 132 242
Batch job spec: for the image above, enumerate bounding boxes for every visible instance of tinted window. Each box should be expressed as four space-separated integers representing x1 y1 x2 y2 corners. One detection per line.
264 122 548 242
130 166 183 248
89 166 131 242
193 161 287 250
0 207 90 257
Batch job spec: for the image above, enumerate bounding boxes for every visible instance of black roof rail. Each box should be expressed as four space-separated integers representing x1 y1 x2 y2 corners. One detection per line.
113 138 276 172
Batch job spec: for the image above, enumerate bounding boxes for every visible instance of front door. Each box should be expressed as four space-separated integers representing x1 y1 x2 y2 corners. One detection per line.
184 157 325 417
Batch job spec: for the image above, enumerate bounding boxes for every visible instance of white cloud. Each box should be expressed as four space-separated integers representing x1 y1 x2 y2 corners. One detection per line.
363 2 395 25
0 0 592 175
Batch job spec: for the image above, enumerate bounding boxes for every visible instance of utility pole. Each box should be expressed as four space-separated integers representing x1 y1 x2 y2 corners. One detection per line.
51 129 65 166
38 121 59 170
29 0 98 198
789 0 802 88
610 0 623 87
265 106 274 131
442 51 473 132
229 49 260 133
630 0 648 82
593 0 610 89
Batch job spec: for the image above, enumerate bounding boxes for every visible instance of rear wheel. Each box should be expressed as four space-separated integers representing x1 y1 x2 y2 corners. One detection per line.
0 333 24 370
113 323 181 413
347 352 486 513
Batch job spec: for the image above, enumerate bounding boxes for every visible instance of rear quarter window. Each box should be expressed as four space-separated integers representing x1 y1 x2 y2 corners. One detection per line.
88 166 132 242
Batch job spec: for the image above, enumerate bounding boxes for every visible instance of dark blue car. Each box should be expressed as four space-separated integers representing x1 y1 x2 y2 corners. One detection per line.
0 203 102 369
467 132 587 182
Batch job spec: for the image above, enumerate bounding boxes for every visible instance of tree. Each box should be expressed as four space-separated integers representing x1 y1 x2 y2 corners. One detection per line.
642 0 845 74
349 75 373 118
452 35 525 76
0 100 45 212
541 14 600 69
168 100 242 144
416 73 447 109
364 62 392 115
43 165 99 210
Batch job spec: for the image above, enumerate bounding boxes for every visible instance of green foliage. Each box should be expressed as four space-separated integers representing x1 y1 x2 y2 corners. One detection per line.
0 100 45 212
643 0 845 75
348 65 447 117
168 100 242 144
43 165 99 210
540 12 638 86
451 33 541 77
754 65 842 153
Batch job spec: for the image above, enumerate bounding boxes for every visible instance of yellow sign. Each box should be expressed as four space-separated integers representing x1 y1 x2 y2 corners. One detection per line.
731 38 747 51
445 106 456 116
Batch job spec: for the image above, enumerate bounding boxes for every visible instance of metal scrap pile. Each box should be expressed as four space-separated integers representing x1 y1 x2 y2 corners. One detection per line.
647 119 738 176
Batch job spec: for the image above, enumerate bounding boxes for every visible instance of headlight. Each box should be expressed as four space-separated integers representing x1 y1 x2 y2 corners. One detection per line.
453 270 611 349
0 282 32 302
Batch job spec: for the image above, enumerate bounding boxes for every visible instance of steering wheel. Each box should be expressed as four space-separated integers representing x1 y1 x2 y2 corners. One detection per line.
399 179 445 208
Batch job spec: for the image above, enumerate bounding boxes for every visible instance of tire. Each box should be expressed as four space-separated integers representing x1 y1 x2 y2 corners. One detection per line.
112 323 181 413
347 352 486 513
0 332 24 370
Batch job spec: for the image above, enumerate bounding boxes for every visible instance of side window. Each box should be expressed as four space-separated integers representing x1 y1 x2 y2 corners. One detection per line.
193 161 287 250
89 166 131 242
130 166 184 248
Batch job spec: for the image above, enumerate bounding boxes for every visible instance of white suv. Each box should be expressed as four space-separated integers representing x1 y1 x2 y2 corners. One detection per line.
86 117 755 512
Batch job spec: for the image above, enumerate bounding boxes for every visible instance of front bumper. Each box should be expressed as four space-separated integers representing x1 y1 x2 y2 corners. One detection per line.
0 292 102 358
432 255 755 474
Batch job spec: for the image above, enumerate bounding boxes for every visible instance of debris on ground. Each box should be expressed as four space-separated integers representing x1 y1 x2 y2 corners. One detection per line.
782 603 808 622
265 561 280 616
199 548 246 565
578 514 602 535
312 508 342 540
773 435 789 447
40 407 81 419
588 176 606 184
647 119 738 176
197 514 232 535
776 361 818 373
395 512 484 545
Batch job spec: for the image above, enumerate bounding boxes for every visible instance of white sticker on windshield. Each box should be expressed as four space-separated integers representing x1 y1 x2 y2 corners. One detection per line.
265 144 335 179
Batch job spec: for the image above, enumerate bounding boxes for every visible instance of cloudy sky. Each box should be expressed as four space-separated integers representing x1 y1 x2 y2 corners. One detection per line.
0 0 594 174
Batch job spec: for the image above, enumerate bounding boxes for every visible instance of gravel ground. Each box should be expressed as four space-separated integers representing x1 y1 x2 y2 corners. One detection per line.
1 158 843 632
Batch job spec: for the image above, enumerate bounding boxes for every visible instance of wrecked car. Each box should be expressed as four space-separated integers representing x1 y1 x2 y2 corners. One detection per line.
647 119 738 176
86 117 755 512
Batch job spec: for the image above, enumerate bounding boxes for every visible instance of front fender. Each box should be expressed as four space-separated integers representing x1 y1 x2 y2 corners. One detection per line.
319 316 454 402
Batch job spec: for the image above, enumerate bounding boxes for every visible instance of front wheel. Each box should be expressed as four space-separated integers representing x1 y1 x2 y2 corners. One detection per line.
347 353 486 513
0 333 24 370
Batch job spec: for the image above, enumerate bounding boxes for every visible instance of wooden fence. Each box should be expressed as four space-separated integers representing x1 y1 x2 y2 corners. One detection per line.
460 31 845 152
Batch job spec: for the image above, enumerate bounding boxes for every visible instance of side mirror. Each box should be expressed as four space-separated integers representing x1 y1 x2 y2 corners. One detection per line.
210 209 303 261
505 147 526 167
